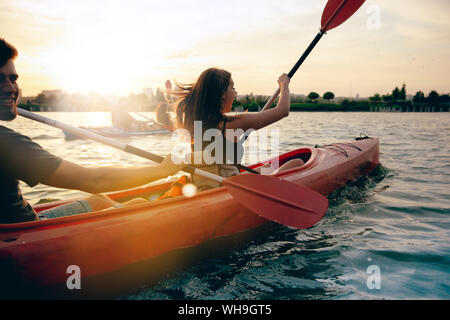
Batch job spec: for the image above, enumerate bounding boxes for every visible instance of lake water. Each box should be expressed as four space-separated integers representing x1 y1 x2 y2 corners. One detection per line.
3 111 450 300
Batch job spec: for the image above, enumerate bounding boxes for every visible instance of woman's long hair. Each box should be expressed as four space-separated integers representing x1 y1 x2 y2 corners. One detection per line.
171 68 231 135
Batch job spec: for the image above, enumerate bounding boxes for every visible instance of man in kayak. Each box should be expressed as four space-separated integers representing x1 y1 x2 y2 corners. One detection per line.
0 38 184 224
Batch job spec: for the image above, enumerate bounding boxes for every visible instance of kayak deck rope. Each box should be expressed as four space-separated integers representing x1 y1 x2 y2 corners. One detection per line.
356 134 371 140
315 142 362 157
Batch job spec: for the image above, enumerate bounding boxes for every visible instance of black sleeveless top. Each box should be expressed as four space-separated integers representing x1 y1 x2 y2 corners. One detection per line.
190 118 244 165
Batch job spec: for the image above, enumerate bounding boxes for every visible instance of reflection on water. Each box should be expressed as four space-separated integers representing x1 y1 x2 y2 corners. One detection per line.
2 112 450 299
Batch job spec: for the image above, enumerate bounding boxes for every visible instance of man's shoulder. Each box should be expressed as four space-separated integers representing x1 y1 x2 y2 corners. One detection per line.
0 124 62 187
0 124 15 133
0 125 33 144
0 124 28 136
0 125 34 148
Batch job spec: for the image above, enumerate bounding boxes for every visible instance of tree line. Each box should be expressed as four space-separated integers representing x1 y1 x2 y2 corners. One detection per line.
19 88 168 112
368 84 450 105
233 84 450 112
19 84 450 112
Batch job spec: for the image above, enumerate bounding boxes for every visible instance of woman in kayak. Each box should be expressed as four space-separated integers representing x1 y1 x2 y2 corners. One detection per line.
171 68 303 189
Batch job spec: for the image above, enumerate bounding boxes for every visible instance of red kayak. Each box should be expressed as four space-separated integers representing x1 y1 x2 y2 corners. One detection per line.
0 137 379 297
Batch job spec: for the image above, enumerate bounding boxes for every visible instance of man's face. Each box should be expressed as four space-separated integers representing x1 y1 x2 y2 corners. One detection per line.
0 59 19 121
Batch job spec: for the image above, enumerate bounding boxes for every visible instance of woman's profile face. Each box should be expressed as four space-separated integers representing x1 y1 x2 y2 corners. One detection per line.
222 78 237 113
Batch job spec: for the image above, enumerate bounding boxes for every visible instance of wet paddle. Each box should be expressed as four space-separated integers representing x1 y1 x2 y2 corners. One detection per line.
224 174 328 229
18 108 328 229
260 0 366 112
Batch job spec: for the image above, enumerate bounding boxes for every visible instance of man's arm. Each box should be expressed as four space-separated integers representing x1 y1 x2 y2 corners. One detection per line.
43 157 184 194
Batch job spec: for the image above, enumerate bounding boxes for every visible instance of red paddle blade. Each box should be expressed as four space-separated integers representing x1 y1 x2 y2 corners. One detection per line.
223 174 328 229
321 0 366 32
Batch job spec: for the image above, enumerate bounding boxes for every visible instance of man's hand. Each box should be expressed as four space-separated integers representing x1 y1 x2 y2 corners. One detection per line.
160 154 186 174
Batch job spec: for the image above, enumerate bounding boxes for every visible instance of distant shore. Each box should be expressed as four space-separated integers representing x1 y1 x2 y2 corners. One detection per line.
19 85 449 113
18 101 450 113
242 101 450 112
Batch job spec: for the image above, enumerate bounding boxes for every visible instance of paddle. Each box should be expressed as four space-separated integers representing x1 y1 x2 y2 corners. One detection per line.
17 108 328 229
259 0 366 112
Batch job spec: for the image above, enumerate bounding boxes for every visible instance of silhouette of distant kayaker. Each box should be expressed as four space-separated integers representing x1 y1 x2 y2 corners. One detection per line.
154 102 174 131
111 108 169 132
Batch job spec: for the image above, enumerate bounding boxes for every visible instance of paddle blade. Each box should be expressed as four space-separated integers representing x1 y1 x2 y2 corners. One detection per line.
223 174 328 229
321 0 366 32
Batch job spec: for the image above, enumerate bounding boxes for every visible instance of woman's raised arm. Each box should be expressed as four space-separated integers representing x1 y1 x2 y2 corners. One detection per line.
225 74 291 132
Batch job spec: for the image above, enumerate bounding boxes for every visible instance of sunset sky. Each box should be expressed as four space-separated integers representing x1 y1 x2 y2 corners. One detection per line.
1 0 449 98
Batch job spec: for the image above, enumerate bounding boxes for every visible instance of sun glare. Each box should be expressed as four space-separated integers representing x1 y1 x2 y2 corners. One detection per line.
86 112 110 127
42 38 161 96
33 5 173 96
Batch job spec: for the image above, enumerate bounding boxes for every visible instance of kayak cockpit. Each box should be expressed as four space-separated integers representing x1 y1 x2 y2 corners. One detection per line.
246 148 313 173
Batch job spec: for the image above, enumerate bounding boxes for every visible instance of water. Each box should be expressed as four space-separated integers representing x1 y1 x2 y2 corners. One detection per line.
3 112 450 299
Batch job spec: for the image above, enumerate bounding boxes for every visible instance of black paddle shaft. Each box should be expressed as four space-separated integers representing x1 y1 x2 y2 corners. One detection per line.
287 31 325 79
240 31 325 144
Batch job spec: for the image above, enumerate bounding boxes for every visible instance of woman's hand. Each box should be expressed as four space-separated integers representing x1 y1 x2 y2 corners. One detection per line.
278 74 290 88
